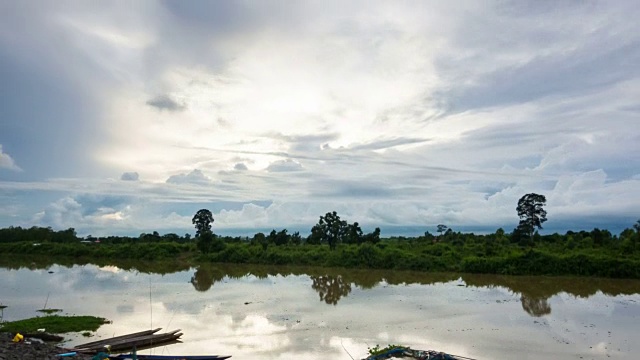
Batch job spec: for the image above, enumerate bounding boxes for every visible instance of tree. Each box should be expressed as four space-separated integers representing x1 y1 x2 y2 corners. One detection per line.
315 211 347 250
192 209 214 253
307 225 323 245
192 209 214 237
516 193 547 243
344 222 363 244
363 227 381 244
290 231 302 246
437 224 448 237
252 232 268 250
274 229 290 246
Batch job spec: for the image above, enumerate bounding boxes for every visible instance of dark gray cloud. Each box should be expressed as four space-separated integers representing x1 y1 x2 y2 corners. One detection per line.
146 95 186 112
0 3 125 181
443 41 640 113
120 172 139 181
428 1 640 115
312 180 395 198
234 163 248 171
0 46 105 180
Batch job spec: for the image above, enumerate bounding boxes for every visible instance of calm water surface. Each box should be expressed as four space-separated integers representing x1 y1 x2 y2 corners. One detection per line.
1 262 639 360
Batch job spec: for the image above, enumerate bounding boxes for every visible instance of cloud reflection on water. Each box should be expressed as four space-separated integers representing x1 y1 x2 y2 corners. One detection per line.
0 262 640 359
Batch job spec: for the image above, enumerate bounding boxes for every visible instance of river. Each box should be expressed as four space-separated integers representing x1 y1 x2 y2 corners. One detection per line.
1 261 639 360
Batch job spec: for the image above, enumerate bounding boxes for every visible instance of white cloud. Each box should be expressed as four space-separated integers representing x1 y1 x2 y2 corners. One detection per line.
1 2 639 235
266 159 303 173
0 145 21 171
166 169 212 185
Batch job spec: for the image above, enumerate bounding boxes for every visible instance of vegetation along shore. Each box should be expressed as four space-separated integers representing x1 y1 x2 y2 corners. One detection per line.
1 194 639 279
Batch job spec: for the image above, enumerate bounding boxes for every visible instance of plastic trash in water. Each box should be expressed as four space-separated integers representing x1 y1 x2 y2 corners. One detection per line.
56 352 77 357
12 333 24 342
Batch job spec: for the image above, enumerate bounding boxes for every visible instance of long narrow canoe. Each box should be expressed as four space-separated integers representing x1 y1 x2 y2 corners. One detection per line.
110 356 231 360
74 328 162 349
74 330 182 352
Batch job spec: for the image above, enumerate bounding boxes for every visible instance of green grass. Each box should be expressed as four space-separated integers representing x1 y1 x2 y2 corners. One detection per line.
36 308 62 314
0 315 109 334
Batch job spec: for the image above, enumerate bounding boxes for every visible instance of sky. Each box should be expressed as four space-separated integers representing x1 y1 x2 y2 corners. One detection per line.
1 1 639 237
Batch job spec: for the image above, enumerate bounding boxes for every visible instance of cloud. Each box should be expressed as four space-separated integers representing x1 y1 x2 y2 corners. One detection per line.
120 172 139 181
0 145 21 171
1 2 640 236
166 169 212 185
350 137 431 151
234 163 248 171
146 94 186 112
266 159 303 172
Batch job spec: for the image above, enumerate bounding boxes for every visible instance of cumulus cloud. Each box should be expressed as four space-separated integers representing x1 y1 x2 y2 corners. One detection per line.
0 145 21 171
120 172 139 181
166 169 212 185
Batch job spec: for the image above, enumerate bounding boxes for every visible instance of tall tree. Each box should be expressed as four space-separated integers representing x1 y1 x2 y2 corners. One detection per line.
437 224 448 237
192 209 214 253
315 211 347 250
516 193 547 243
344 222 363 244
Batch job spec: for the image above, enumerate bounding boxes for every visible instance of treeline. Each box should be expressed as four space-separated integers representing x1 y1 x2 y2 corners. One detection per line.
0 226 196 244
1 217 639 278
0 220 637 255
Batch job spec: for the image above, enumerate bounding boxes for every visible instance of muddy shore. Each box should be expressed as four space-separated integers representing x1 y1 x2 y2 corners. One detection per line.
0 333 93 360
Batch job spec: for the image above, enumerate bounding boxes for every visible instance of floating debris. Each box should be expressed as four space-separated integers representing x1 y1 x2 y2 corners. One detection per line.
363 346 474 360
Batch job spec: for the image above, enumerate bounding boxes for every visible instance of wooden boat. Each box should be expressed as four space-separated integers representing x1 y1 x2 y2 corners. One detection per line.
73 329 182 353
110 355 231 360
74 328 162 349
72 328 232 359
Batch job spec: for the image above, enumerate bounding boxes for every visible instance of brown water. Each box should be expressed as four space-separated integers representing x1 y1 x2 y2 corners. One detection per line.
1 262 639 360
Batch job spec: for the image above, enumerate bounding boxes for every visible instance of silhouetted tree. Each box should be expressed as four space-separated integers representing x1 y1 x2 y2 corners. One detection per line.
192 209 214 253
517 193 547 243
363 227 381 244
437 224 448 237
344 222 363 244
315 211 347 250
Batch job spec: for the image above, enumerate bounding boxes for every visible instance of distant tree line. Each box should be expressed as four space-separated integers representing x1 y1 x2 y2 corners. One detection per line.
1 193 639 278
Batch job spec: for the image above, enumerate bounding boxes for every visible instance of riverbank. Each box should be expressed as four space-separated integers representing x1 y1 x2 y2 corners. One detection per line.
2 241 639 279
0 332 93 360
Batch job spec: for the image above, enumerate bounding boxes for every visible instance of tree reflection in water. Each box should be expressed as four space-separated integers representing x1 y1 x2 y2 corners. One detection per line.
520 295 551 317
4 257 640 317
310 275 352 305
190 266 226 292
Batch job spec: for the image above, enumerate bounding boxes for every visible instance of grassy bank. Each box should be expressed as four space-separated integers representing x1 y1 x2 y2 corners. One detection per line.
0 315 109 334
